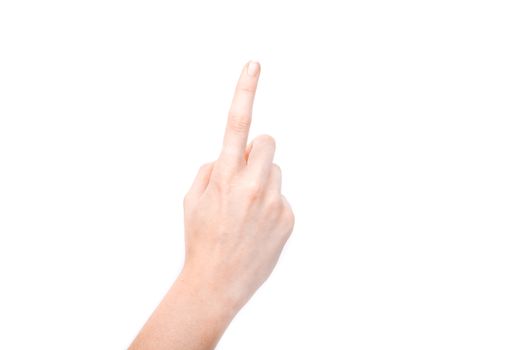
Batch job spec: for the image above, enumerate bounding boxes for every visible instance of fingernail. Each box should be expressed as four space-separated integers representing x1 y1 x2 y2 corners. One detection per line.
247 61 259 77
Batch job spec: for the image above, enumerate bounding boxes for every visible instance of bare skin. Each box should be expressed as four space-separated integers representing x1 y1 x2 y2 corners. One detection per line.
128 61 295 350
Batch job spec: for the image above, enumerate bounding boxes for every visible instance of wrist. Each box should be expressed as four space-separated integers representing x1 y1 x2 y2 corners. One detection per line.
129 267 240 350
175 265 242 322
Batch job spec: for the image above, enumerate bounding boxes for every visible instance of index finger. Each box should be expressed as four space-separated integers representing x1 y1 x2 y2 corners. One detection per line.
219 61 261 168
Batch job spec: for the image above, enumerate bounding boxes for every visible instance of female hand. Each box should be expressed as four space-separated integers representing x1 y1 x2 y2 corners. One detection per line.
181 61 295 312
129 61 294 350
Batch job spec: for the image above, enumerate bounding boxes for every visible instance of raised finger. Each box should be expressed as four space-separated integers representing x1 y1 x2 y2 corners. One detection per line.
218 61 261 168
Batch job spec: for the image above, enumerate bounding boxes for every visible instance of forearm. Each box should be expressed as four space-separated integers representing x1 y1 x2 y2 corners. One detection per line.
128 268 239 350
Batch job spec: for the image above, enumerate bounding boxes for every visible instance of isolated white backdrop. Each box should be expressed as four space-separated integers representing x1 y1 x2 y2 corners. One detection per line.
1 1 524 349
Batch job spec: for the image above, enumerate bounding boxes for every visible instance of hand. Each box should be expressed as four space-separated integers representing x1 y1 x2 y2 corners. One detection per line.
128 61 294 350
181 61 295 312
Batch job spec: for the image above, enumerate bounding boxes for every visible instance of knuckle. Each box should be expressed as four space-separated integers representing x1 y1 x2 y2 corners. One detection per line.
238 84 256 93
278 209 295 241
266 194 283 211
209 162 231 183
228 112 251 134
244 180 263 197
209 172 228 190
284 206 295 227
254 134 276 149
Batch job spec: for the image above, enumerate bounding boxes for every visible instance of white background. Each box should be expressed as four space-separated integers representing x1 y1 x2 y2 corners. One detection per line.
1 1 524 349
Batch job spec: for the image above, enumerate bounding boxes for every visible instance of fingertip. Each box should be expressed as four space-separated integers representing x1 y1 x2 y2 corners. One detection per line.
247 60 260 77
